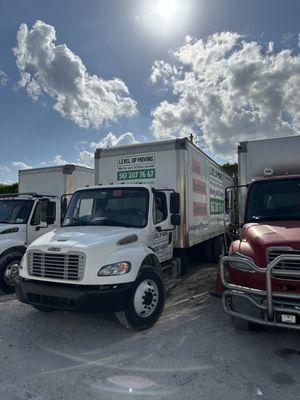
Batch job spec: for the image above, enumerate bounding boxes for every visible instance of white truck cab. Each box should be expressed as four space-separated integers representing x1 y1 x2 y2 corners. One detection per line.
16 139 232 330
0 165 94 293
17 184 181 330
0 193 60 292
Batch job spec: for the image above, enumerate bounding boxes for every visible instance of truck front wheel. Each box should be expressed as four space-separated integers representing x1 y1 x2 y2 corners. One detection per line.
115 266 165 330
0 252 23 293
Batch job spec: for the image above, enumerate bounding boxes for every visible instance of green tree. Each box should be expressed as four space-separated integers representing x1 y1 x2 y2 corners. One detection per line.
222 163 238 178
0 183 18 194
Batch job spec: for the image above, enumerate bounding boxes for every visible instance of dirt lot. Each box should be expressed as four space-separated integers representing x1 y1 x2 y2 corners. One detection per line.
1 263 300 400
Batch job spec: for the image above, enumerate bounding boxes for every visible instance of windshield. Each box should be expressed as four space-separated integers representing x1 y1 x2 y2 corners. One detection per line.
0 199 34 224
245 178 300 223
63 187 149 228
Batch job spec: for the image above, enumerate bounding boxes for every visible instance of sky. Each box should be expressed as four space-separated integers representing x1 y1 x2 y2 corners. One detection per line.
0 0 300 183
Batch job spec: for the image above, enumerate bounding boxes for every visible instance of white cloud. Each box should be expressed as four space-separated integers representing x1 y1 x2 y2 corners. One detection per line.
0 71 8 86
12 161 32 170
150 32 300 159
13 20 137 128
150 60 182 87
40 154 69 167
78 150 94 168
0 165 10 174
76 132 139 168
90 131 139 149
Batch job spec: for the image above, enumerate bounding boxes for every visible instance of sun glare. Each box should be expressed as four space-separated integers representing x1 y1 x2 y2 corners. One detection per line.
137 0 191 37
156 0 178 21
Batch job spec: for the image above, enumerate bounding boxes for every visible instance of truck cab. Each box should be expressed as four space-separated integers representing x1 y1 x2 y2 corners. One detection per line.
0 194 60 292
16 184 181 330
221 136 300 330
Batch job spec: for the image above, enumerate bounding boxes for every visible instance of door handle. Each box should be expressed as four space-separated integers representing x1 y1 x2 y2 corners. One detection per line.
168 232 172 244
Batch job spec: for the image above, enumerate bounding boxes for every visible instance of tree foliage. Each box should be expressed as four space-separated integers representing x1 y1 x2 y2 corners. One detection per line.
222 163 238 177
0 183 18 194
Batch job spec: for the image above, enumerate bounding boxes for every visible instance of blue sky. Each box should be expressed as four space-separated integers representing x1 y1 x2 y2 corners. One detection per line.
0 0 300 182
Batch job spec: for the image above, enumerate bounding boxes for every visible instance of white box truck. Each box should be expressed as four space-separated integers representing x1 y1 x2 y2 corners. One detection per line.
16 138 233 330
0 165 94 293
220 135 300 330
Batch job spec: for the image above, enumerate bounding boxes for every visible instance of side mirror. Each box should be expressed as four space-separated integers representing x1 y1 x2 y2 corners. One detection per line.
170 193 180 214
39 221 48 228
218 213 231 227
171 214 181 226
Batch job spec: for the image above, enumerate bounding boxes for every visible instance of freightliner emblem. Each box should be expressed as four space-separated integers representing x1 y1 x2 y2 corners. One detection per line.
48 247 61 252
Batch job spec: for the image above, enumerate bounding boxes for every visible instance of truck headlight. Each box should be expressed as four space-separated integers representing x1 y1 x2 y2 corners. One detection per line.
98 262 131 276
229 255 255 272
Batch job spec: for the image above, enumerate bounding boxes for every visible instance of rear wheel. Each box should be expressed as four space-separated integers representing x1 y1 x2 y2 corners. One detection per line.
115 266 165 330
0 252 23 293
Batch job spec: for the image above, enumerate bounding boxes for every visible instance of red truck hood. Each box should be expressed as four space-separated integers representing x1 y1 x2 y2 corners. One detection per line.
227 221 300 292
244 221 300 250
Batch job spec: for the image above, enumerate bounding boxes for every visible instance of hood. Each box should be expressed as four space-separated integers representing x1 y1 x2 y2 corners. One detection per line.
244 221 300 249
242 221 300 266
28 225 141 251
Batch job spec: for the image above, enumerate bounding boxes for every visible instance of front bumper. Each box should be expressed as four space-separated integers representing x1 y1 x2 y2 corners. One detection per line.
220 254 300 329
15 277 134 312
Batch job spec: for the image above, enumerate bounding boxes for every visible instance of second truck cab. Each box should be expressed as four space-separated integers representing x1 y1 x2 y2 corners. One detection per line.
221 136 300 330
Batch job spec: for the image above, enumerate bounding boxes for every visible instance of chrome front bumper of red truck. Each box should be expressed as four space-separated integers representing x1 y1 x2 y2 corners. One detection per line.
220 254 300 329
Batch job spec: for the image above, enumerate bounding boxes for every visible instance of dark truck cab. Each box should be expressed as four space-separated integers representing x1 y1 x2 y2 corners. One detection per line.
220 136 300 330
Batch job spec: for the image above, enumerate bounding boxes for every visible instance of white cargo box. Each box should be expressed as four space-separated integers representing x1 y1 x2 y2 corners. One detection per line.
238 135 300 185
238 135 300 223
19 165 95 198
95 138 233 248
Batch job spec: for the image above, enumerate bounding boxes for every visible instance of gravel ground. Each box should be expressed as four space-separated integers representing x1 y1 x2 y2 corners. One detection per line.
1 264 300 400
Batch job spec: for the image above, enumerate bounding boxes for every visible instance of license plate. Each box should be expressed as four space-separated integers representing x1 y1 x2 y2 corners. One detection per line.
281 314 296 324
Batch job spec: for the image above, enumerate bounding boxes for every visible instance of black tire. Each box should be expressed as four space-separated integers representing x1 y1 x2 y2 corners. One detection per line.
0 252 23 293
231 316 252 331
204 240 214 263
32 305 57 312
115 265 165 330
212 235 226 263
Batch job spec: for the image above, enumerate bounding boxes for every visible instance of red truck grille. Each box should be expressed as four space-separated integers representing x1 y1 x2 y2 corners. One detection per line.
267 248 300 278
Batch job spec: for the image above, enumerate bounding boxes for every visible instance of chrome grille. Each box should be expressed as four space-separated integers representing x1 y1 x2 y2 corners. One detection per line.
267 248 300 278
28 252 85 281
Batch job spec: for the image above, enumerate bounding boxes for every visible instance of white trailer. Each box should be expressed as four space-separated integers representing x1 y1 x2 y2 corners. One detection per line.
0 165 94 293
17 138 232 330
96 138 232 250
19 165 95 197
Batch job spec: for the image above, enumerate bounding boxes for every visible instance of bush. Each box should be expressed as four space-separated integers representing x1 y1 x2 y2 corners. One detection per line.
0 183 18 194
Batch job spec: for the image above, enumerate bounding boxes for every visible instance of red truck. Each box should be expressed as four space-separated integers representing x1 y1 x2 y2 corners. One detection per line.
220 136 300 330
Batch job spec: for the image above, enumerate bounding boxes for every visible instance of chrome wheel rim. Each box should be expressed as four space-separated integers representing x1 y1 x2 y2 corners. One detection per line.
134 279 159 318
4 261 20 286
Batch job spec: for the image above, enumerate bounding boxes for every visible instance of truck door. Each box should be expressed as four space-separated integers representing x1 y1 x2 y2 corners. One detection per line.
27 199 59 244
151 191 174 263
